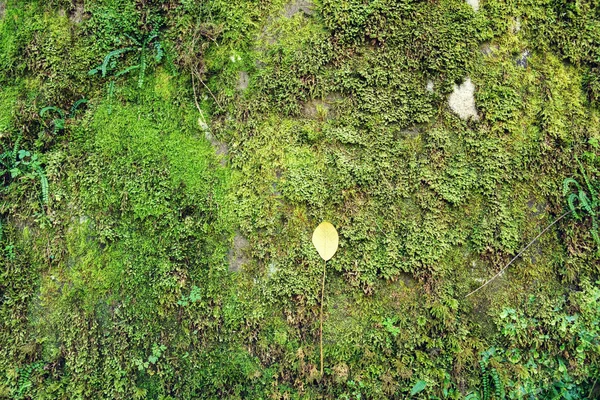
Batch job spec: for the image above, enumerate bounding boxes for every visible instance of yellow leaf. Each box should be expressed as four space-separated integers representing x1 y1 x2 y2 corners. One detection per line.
312 222 338 261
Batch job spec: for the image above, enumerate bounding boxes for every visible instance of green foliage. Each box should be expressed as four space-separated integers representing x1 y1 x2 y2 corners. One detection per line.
563 157 600 249
89 29 166 107
40 99 87 133
1 0 600 398
0 137 48 204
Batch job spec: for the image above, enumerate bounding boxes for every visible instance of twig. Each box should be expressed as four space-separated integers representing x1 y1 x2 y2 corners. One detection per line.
466 210 573 298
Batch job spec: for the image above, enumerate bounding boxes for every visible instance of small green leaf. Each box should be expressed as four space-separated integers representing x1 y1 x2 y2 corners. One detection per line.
410 380 427 396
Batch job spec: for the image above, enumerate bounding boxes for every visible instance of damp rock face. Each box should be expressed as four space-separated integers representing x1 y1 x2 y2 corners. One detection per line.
70 3 85 24
448 77 479 121
284 0 313 17
516 50 530 68
228 233 250 272
466 0 479 11
237 71 249 91
426 80 434 93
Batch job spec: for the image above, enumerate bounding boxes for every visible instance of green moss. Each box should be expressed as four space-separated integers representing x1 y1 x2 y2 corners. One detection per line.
2 0 600 398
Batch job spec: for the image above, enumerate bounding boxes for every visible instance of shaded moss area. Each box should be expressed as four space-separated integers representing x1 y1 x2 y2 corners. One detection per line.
1 0 600 398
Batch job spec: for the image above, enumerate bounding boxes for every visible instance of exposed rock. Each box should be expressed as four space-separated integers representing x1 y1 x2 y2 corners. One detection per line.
400 126 420 137
204 131 228 158
237 71 249 91
199 118 228 164
466 0 479 11
228 233 250 272
448 77 479 121
480 42 499 56
302 93 342 119
426 80 434 93
0 2 5 19
284 0 313 17
516 50 530 68
70 3 86 24
303 99 329 119
511 17 521 34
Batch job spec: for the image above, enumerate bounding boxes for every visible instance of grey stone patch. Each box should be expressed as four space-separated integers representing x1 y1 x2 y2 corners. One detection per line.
302 93 343 119
237 71 249 91
466 0 479 11
400 126 420 137
228 233 250 272
204 131 229 159
267 262 278 277
199 118 228 165
70 4 86 24
516 50 530 68
480 42 499 56
284 0 314 17
448 77 479 121
511 17 521 34
527 199 547 217
303 99 330 119
426 80 434 93
0 2 5 19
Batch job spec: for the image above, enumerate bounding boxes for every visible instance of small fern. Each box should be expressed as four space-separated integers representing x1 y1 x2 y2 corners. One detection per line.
16 361 45 398
40 99 87 133
89 30 165 107
34 164 49 204
563 156 600 250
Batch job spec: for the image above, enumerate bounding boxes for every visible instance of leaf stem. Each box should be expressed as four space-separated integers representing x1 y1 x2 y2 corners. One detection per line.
320 258 326 377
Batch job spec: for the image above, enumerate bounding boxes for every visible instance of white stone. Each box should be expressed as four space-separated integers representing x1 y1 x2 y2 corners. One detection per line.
426 80 434 93
448 77 479 121
466 0 479 11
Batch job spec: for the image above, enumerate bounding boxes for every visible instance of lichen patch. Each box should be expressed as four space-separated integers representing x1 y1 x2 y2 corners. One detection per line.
448 77 479 121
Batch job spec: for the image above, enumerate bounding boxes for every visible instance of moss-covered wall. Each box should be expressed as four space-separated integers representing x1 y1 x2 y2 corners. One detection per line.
1 0 599 398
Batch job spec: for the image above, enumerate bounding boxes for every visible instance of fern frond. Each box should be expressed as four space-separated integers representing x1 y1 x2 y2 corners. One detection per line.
101 47 132 77
567 193 580 219
114 64 139 78
143 32 158 47
124 33 141 46
563 177 581 196
40 106 65 120
577 156 597 198
138 51 147 88
154 41 163 62
579 191 594 216
12 136 22 164
34 165 48 204
68 98 88 118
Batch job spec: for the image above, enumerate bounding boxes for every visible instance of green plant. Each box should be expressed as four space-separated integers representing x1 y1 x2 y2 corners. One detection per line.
133 344 167 373
15 361 45 399
89 29 164 104
478 348 505 400
563 157 600 249
39 98 88 134
0 138 48 204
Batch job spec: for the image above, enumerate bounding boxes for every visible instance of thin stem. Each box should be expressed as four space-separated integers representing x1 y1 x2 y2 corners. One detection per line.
466 210 572 298
320 259 326 377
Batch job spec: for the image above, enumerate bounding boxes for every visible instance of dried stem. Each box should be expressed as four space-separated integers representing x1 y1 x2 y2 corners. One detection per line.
466 210 572 298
